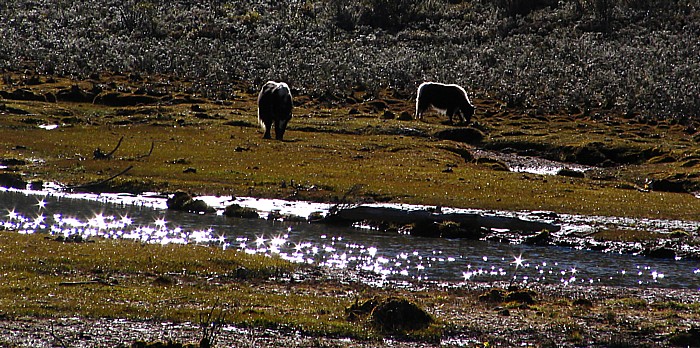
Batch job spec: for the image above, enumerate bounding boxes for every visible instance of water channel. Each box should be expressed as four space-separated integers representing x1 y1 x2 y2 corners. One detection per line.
1 185 699 290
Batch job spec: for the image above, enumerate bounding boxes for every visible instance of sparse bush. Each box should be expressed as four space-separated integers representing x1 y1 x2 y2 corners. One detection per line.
491 0 559 17
0 0 698 120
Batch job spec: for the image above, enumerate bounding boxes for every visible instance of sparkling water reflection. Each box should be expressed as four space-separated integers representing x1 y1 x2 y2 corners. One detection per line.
1 188 699 289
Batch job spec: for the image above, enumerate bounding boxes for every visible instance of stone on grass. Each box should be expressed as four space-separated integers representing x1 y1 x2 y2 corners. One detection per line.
223 204 259 219
371 297 433 333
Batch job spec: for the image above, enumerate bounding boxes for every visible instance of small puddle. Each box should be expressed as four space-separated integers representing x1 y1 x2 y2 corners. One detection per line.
1 185 699 289
472 149 590 175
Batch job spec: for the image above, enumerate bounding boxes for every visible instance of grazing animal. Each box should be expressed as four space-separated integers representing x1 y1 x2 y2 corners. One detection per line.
257 81 293 140
415 82 475 124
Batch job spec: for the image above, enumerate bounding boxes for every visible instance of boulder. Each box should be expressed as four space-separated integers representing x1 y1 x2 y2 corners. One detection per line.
0 173 27 189
166 191 215 214
223 204 259 219
371 297 433 332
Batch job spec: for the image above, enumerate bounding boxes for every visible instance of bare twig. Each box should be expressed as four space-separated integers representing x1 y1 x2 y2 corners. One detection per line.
63 165 134 191
329 184 364 215
58 281 100 286
200 298 226 348
94 136 124 159
49 322 69 348
137 141 155 159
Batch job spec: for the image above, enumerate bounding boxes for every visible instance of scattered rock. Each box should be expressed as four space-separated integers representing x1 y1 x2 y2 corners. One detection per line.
367 100 387 111
573 298 594 308
524 231 551 246
649 178 689 193
397 111 413 121
29 180 44 190
371 297 433 333
504 290 536 305
56 85 95 103
0 158 27 166
0 88 46 101
556 168 585 178
223 204 259 219
669 327 700 347
0 104 30 115
308 211 325 222
0 172 27 189
476 157 509 171
479 289 505 303
643 246 676 259
345 298 380 321
166 191 215 214
152 275 177 286
380 110 395 119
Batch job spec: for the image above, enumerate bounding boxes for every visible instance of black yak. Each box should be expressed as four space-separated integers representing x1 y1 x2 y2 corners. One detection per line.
415 82 475 124
257 81 293 140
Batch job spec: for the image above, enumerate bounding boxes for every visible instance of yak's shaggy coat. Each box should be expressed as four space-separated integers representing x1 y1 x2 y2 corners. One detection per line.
257 81 293 140
415 82 475 124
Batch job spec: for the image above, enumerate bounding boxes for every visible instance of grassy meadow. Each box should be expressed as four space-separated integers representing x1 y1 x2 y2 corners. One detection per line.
1 0 700 346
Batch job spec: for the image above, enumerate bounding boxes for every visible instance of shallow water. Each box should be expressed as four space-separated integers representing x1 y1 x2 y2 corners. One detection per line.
1 186 699 290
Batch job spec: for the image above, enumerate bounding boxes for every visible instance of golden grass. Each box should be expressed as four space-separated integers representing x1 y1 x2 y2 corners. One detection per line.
2 95 700 222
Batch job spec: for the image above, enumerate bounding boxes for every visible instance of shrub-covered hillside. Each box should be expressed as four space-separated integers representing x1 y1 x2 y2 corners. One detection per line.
1 0 698 120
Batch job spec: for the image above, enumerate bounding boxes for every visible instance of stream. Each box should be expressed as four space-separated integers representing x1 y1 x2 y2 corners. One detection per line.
1 185 699 290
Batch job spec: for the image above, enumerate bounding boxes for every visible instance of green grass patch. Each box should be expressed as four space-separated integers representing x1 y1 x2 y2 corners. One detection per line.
0 232 374 338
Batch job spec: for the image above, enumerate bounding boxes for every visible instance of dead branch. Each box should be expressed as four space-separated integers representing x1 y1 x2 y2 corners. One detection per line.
59 281 100 286
200 298 226 348
93 136 124 159
134 141 155 159
63 165 134 191
50 322 69 348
